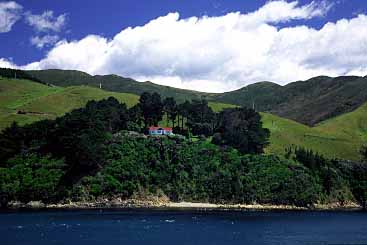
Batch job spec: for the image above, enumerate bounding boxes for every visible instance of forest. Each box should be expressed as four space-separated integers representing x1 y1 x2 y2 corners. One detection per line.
0 92 366 209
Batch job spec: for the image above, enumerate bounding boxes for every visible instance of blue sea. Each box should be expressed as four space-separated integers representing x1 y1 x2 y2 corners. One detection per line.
1 209 367 245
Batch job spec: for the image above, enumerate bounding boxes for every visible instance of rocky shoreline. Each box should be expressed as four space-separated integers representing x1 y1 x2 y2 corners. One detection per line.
4 199 362 211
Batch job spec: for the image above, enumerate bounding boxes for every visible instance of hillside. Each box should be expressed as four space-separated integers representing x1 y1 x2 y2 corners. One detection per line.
0 78 230 128
0 78 139 129
26 69 209 103
25 69 367 126
261 110 366 161
1 78 366 160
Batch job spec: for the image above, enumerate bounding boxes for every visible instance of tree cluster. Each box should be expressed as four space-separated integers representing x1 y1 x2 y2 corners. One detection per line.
0 92 365 210
289 146 366 209
129 92 269 154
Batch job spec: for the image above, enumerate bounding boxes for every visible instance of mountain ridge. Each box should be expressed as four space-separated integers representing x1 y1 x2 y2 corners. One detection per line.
2 68 367 125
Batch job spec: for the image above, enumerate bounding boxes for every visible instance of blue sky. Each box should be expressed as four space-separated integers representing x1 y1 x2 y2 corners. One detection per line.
1 0 367 92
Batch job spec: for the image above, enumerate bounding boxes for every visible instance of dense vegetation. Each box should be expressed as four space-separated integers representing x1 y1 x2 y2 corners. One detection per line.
0 92 366 210
1 77 367 160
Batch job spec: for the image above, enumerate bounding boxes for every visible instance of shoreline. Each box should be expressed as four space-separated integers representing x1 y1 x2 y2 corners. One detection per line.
3 200 363 212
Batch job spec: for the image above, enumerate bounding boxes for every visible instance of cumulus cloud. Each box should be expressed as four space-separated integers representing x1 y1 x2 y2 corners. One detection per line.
25 10 67 32
0 58 16 68
30 35 59 49
4 0 367 92
0 1 22 33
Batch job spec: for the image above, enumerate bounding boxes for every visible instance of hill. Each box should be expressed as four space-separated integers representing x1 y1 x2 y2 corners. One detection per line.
261 110 366 161
0 78 231 128
0 78 139 129
26 69 209 103
25 69 367 126
0 77 366 160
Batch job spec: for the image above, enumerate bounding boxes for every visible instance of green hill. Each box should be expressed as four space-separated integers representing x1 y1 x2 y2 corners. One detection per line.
0 78 139 128
261 111 365 161
1 78 366 160
24 69 367 126
26 69 209 103
0 78 232 127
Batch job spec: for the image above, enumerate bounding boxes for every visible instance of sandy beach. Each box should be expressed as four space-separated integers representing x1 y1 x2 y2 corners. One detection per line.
5 199 362 211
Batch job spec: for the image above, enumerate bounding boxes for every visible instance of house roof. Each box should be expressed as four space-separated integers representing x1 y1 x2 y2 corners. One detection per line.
149 126 172 131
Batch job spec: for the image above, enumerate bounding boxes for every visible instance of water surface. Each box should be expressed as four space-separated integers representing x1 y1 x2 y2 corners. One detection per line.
1 209 367 245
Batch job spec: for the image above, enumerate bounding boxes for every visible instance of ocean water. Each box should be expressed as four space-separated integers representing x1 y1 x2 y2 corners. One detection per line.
1 209 367 245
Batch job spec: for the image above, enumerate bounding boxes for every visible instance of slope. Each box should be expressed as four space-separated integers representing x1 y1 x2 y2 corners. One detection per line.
1 78 366 160
27 69 209 102
262 101 367 161
0 78 139 128
27 69 367 126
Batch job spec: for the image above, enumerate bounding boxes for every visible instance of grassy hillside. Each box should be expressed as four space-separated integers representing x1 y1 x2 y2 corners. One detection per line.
26 69 367 126
0 78 139 128
316 103 367 143
0 78 61 128
261 104 367 161
0 78 231 128
1 78 366 160
215 76 367 126
27 69 209 103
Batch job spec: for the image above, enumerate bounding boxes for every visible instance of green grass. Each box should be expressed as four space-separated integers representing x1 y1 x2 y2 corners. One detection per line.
261 105 367 160
208 102 238 112
0 78 139 128
18 85 139 115
1 78 366 160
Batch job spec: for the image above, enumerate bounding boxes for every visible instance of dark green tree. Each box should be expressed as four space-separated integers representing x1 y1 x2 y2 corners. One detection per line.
0 122 24 166
0 154 65 204
177 100 191 130
361 145 367 162
183 99 216 136
128 104 144 131
213 107 270 154
139 92 164 127
163 97 178 127
351 162 367 210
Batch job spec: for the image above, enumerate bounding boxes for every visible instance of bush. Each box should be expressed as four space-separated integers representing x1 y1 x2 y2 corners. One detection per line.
0 154 65 203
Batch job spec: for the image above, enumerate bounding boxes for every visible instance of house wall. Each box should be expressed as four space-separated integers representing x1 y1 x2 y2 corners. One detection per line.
149 129 173 135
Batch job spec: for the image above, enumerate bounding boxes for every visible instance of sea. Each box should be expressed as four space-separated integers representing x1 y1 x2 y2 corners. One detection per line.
1 209 367 245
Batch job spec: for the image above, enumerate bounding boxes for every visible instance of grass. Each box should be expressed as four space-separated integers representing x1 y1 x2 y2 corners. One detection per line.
261 107 367 161
208 102 238 112
0 78 139 128
1 78 366 160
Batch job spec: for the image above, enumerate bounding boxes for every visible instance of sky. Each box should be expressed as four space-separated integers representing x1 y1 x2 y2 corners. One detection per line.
0 0 367 92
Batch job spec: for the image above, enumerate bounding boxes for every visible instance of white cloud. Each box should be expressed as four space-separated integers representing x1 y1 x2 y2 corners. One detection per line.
0 1 22 33
0 58 16 68
25 10 67 32
3 0 367 92
30 35 59 49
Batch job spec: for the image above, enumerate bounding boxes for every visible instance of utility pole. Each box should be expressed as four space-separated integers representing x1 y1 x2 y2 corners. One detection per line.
99 82 102 89
14 71 16 79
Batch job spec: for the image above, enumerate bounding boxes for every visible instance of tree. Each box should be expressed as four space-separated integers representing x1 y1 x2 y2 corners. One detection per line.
128 104 144 131
0 122 24 166
361 145 367 162
163 97 177 127
139 92 164 127
177 101 191 130
185 99 216 136
294 147 327 172
0 154 65 203
349 162 367 210
213 107 270 154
